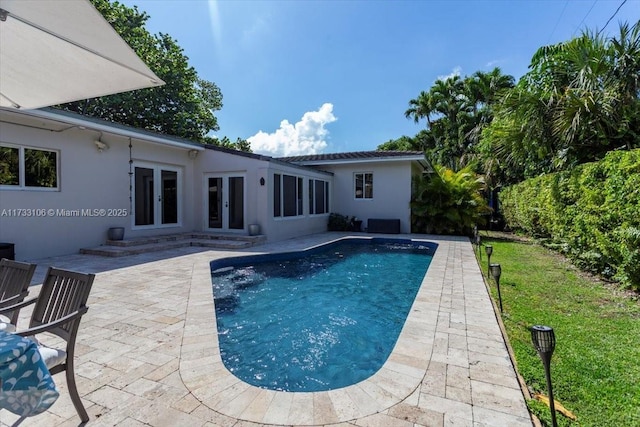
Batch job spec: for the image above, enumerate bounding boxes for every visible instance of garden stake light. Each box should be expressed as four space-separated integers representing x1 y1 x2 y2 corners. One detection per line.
531 325 558 427
489 263 503 313
473 226 478 252
485 245 493 276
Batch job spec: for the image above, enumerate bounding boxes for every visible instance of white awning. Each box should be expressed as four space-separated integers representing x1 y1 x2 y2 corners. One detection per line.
0 0 164 110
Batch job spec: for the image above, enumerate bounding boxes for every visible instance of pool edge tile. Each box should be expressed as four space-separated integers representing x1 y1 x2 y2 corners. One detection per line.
178 235 533 427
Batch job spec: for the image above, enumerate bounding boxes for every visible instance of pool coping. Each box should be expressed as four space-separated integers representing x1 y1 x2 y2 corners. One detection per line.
179 234 534 425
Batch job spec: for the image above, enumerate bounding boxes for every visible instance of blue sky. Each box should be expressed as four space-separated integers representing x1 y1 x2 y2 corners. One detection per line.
119 0 639 156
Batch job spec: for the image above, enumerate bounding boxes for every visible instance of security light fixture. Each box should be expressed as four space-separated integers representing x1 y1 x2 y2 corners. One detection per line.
94 138 109 152
489 263 503 313
531 325 558 427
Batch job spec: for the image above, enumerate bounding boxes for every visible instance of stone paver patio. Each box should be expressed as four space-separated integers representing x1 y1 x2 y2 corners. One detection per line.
0 233 533 427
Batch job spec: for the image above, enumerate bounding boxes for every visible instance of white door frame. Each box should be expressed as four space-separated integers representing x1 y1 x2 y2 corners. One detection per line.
203 172 246 232
132 162 183 230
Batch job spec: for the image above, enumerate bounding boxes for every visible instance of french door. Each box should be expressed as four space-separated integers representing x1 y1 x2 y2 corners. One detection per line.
205 174 244 231
133 164 182 228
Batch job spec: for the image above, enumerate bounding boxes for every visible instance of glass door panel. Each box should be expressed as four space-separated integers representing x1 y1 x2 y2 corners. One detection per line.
205 174 244 231
228 177 244 230
133 164 181 228
135 167 154 226
208 177 223 229
161 170 178 224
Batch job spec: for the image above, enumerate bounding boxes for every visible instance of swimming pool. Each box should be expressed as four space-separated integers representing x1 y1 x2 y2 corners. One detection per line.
210 238 436 392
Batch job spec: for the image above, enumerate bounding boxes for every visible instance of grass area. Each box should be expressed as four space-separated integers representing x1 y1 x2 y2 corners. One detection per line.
477 234 640 427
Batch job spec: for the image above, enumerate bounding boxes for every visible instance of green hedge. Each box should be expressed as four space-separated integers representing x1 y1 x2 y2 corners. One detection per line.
500 149 640 290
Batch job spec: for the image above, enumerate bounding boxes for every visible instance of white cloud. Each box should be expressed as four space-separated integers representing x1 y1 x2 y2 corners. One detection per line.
437 66 462 81
248 103 337 157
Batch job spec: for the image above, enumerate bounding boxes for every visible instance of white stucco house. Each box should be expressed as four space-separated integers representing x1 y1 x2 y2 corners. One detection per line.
0 107 429 260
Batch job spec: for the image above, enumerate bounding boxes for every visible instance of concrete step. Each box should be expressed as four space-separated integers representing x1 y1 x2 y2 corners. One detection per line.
80 232 266 257
106 232 265 247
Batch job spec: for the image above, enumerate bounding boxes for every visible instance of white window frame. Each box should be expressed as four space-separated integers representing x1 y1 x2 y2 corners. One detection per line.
354 172 373 200
309 178 330 215
273 172 304 218
0 143 60 191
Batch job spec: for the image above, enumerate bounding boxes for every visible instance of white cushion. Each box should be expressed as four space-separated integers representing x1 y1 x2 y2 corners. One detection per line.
27 336 67 369
38 345 67 369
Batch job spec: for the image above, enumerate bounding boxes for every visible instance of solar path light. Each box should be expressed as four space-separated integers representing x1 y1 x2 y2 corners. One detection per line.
531 325 558 427
489 263 503 313
485 245 493 276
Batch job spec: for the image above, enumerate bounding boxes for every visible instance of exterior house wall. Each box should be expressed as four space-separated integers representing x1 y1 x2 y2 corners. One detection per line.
319 161 415 233
181 148 333 243
1 109 420 260
193 149 269 234
0 119 197 260
262 163 332 242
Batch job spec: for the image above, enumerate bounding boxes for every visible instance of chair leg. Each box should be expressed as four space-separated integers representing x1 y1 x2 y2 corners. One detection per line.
65 363 89 422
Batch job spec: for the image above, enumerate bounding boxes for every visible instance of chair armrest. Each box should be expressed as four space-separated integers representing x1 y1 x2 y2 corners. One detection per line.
0 296 37 315
0 292 29 309
16 307 88 337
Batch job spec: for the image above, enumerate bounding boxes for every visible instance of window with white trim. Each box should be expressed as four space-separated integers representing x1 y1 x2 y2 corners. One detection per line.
309 178 329 215
0 144 59 190
354 172 373 199
273 173 303 217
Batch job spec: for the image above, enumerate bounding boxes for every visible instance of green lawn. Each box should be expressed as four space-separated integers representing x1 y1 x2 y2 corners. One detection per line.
477 234 640 427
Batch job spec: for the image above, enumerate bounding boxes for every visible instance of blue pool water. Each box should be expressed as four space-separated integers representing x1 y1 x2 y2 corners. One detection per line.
210 238 436 392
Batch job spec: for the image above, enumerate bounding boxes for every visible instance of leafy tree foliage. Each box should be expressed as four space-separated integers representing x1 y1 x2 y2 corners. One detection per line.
410 165 490 235
402 68 514 171
57 0 223 142
483 21 640 183
377 135 421 151
500 149 640 289
204 136 252 152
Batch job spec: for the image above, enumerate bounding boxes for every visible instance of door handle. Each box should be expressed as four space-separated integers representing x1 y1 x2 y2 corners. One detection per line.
225 202 228 208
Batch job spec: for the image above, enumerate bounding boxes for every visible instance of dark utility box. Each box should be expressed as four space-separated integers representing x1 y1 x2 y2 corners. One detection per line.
367 219 401 234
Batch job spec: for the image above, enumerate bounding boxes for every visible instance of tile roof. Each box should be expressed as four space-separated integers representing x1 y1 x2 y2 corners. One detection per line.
278 150 424 163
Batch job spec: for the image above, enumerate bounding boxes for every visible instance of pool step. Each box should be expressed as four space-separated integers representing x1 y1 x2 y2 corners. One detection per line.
80 232 266 257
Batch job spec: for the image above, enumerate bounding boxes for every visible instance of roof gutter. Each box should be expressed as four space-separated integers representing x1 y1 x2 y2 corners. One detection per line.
290 155 426 166
6 108 205 151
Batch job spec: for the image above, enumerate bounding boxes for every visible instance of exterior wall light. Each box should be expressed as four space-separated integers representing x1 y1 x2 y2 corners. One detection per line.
531 325 558 427
94 138 109 152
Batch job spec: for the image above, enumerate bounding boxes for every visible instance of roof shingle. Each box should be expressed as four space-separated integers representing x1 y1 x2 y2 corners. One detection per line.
278 150 424 163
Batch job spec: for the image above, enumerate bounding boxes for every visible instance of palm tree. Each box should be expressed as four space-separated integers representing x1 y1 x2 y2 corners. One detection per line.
483 20 640 182
463 68 515 168
411 164 490 235
405 91 435 128
406 70 516 172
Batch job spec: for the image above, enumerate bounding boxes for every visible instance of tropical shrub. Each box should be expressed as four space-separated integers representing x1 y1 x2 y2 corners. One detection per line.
500 149 640 289
411 165 491 235
327 213 354 231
